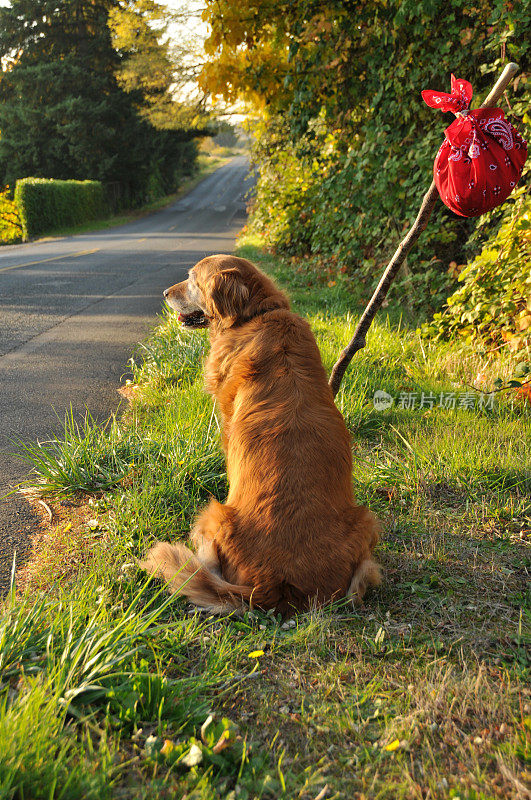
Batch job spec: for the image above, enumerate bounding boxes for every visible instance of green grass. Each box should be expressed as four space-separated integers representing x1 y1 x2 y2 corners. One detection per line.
2 232 530 798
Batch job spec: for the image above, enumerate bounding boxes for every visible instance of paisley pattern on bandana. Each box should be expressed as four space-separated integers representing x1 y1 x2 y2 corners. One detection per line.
422 75 527 217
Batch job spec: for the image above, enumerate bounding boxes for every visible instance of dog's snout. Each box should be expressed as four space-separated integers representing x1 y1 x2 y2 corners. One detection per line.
163 288 169 298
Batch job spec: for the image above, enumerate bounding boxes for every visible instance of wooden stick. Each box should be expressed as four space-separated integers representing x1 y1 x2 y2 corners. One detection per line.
328 62 520 398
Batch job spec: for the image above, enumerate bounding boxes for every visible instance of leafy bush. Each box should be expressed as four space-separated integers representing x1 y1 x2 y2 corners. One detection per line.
249 116 473 316
423 188 531 351
14 178 108 240
215 0 530 324
0 185 22 244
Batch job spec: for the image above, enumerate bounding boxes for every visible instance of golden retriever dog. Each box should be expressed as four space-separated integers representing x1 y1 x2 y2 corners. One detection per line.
141 255 381 616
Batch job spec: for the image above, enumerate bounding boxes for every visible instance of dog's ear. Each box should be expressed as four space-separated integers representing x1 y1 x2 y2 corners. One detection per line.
208 268 249 320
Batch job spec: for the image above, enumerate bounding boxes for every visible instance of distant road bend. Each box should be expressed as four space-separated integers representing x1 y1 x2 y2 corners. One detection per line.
0 155 251 592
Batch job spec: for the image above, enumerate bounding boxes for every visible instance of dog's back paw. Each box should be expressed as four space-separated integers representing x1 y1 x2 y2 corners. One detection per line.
348 558 382 605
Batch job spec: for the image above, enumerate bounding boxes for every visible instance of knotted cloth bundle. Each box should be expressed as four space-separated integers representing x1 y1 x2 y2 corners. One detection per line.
422 74 527 217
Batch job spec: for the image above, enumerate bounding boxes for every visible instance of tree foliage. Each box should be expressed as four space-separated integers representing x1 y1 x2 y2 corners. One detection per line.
0 0 209 205
109 0 208 129
15 178 108 240
425 188 531 351
0 186 22 243
201 0 530 333
109 0 176 126
0 0 148 190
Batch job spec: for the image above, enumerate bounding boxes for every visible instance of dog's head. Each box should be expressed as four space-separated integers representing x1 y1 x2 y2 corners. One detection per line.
163 255 289 329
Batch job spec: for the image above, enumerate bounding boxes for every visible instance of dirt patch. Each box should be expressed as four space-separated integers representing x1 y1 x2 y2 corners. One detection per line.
0 490 42 597
14 494 108 595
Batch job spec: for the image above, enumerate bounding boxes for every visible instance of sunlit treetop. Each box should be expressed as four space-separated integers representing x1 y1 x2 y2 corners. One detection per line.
199 0 292 108
199 0 383 118
199 0 529 136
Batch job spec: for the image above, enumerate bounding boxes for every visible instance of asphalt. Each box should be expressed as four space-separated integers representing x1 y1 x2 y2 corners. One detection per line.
0 155 251 593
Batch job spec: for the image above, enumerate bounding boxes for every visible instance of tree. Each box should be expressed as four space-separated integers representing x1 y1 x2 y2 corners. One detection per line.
199 0 289 109
109 0 175 127
0 0 149 191
110 0 214 130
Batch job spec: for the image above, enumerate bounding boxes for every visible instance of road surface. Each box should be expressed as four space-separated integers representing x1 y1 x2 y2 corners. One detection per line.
0 155 250 593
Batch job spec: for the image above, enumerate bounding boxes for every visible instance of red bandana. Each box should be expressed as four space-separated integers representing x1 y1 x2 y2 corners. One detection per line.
422 74 527 217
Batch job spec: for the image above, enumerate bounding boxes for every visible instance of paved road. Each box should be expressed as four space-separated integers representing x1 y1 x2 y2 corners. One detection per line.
0 155 250 592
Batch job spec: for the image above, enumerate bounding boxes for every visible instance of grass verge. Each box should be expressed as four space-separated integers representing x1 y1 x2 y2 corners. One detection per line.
1 232 529 799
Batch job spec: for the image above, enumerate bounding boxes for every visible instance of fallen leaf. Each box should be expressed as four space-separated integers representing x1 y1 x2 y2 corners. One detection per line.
383 739 400 752
144 735 163 759
161 739 175 757
517 383 531 402
212 729 236 754
516 314 531 332
117 383 142 402
182 743 203 767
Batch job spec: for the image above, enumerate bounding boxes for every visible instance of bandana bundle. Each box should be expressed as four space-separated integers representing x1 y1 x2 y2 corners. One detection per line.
422 74 527 217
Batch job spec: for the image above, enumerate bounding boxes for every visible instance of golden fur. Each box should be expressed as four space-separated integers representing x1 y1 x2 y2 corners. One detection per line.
141 255 381 616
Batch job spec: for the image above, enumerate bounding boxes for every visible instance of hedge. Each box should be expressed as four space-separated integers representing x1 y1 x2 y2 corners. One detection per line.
15 178 109 240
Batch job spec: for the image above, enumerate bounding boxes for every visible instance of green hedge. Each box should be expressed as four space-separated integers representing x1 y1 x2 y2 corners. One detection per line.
15 178 108 240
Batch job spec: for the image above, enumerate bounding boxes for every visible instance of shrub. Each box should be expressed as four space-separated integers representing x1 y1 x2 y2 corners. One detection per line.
0 185 23 244
249 118 467 317
423 188 531 351
234 0 530 325
14 178 109 240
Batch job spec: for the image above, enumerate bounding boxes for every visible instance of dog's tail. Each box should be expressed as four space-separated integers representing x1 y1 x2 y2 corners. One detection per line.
140 541 255 613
